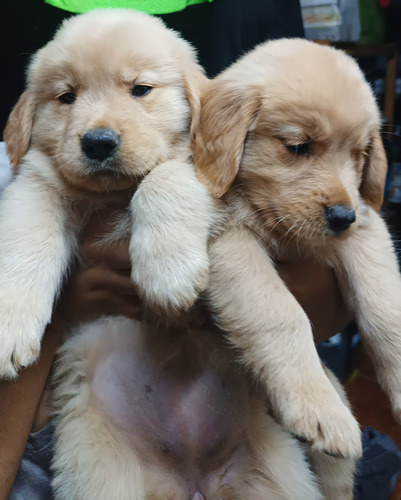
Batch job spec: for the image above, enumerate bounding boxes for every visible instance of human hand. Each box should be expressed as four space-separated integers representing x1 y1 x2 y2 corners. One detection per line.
55 204 143 326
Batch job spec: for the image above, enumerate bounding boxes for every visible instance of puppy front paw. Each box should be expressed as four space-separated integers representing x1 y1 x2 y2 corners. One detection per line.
130 160 216 316
0 296 48 378
0 328 42 378
274 386 362 459
131 242 210 315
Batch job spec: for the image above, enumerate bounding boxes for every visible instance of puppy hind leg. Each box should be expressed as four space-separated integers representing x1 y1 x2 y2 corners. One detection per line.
52 413 145 500
244 404 323 500
51 333 145 500
309 366 357 500
311 454 356 500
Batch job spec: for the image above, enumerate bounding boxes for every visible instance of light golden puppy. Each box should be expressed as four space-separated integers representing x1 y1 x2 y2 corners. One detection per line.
2 11 330 500
1 8 214 378
191 38 401 466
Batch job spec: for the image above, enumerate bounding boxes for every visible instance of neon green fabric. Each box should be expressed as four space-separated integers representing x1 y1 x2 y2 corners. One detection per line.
45 0 213 15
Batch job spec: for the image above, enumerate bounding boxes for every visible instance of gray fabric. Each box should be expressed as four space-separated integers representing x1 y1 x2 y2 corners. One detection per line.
8 424 54 500
354 427 401 500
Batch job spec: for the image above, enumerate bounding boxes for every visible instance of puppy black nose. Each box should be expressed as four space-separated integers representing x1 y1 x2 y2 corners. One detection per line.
325 205 356 233
81 128 121 161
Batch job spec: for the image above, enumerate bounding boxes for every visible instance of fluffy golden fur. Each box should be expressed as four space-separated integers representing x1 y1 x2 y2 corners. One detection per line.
192 38 401 472
1 8 214 378
1 12 336 500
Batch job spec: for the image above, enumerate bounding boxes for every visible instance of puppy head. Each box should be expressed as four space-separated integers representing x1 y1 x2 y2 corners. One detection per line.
194 39 387 243
4 9 205 194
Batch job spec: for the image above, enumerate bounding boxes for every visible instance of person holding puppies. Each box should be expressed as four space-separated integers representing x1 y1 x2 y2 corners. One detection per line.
1 1 357 498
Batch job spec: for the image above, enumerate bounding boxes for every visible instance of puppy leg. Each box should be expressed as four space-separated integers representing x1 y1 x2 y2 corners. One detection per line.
0 170 75 378
53 405 145 500
209 226 362 459
312 454 356 500
338 207 401 423
242 402 323 500
130 160 217 314
51 322 145 500
309 367 357 500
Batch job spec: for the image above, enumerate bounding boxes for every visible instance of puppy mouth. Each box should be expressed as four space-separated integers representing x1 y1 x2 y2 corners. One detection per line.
86 162 124 178
97 168 120 178
83 157 129 179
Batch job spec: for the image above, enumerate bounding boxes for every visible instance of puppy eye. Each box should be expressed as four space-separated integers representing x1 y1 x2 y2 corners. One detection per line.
131 85 152 97
285 142 310 157
58 92 76 105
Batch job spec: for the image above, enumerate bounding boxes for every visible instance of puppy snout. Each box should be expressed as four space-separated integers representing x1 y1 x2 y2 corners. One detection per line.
325 205 356 233
81 128 121 162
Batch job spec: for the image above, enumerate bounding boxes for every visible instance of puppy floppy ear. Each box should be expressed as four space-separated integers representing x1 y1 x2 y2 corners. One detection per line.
359 130 388 211
193 80 261 198
184 66 207 142
3 90 36 169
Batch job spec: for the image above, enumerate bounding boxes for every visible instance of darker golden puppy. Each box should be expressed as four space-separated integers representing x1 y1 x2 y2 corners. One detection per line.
192 38 401 498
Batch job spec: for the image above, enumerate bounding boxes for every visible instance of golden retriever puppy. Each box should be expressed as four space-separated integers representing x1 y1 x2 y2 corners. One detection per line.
3 11 330 500
191 38 401 466
0 8 214 378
